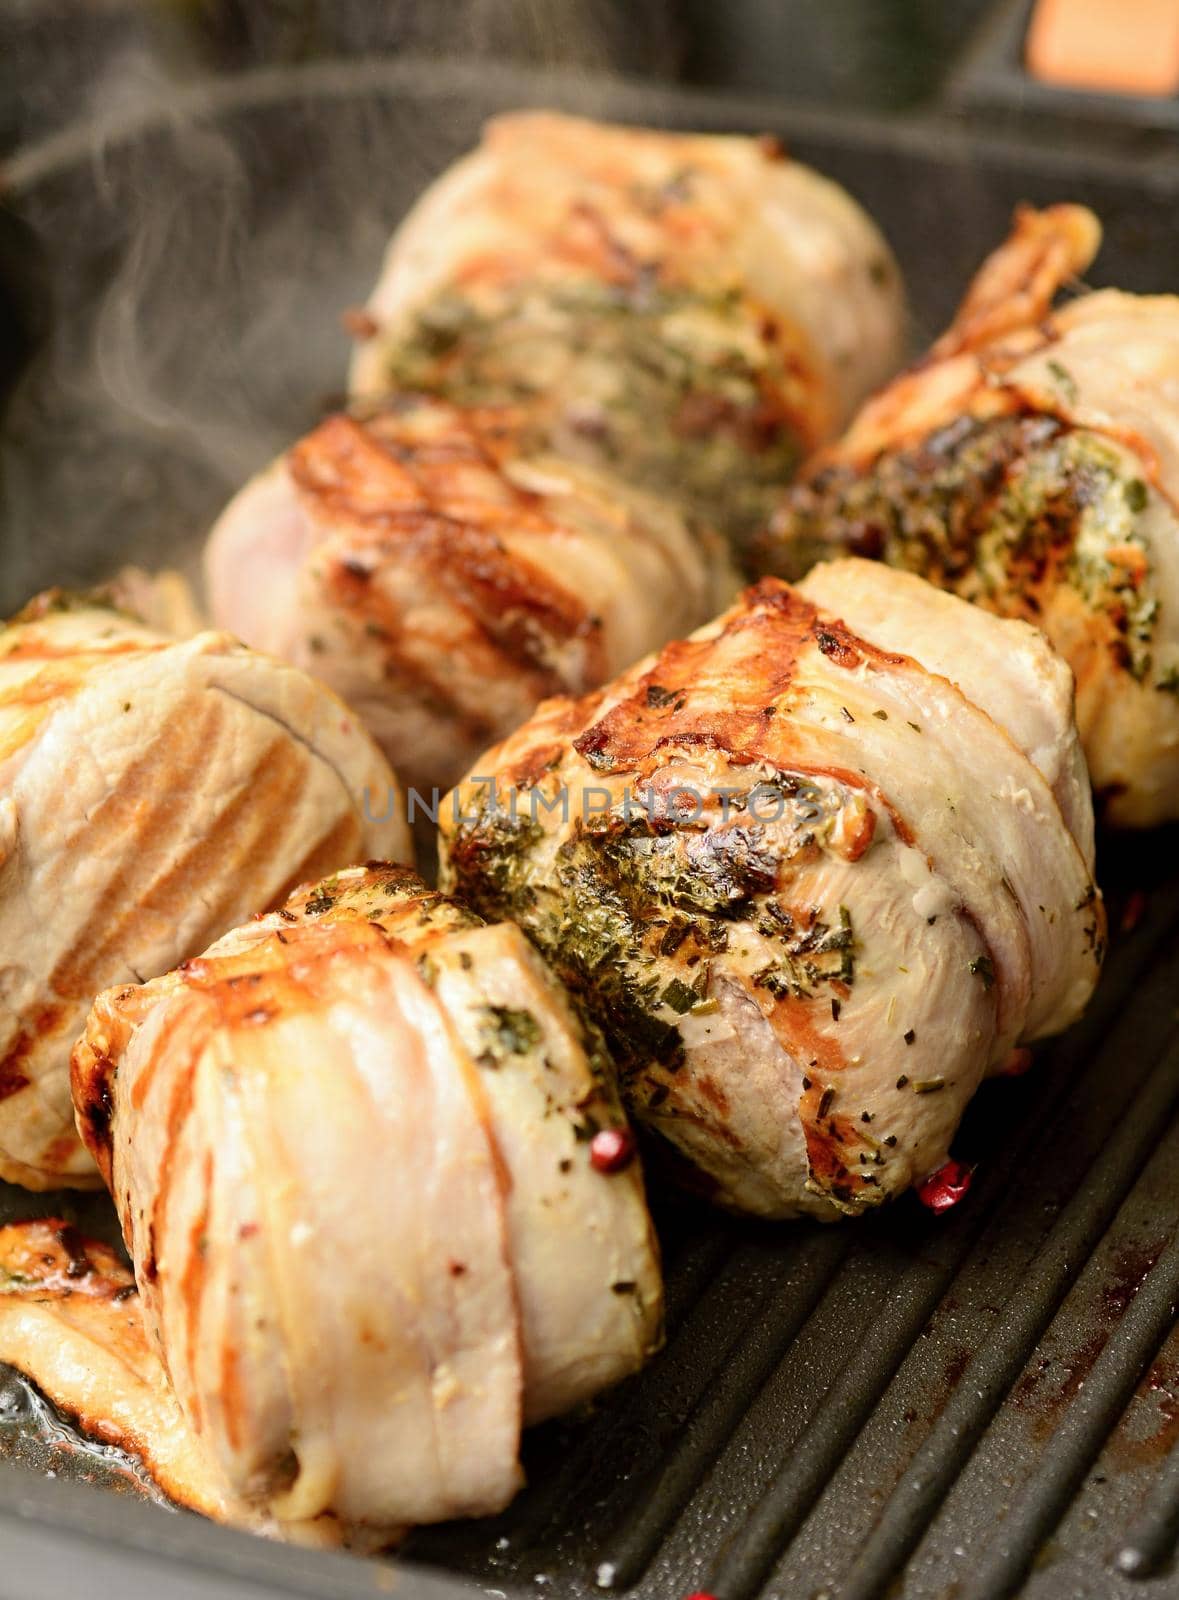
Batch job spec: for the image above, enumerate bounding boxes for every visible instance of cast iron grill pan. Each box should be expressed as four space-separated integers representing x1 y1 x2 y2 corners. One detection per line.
1 58 1178 1600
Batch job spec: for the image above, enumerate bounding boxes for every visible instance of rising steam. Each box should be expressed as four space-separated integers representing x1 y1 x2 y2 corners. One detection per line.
0 3 681 611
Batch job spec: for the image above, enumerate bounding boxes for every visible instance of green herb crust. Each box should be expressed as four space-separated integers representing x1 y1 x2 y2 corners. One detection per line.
761 414 1169 685
446 794 857 1095
474 1004 544 1067
379 278 808 557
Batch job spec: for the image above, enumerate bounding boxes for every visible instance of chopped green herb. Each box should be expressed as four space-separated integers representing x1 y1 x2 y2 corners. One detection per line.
661 978 698 1015
476 1005 542 1064
1047 359 1078 402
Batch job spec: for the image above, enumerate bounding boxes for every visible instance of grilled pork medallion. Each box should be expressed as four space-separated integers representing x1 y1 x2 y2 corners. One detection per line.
349 112 905 558
206 393 737 792
72 864 662 1533
759 203 1179 826
0 592 408 1191
440 560 1103 1221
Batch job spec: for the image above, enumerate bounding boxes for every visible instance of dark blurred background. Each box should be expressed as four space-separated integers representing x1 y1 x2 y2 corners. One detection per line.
11 0 1179 171
11 0 1179 166
0 0 1031 157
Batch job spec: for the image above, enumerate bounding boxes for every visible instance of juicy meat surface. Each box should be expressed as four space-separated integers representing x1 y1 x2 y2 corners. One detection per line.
348 112 905 558
760 203 1179 826
796 560 1095 866
0 593 408 1191
439 561 1102 1220
71 864 661 1533
206 394 736 794
0 1219 388 1548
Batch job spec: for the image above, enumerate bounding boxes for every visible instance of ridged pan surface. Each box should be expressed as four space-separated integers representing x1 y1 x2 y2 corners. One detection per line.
1 58 1178 1600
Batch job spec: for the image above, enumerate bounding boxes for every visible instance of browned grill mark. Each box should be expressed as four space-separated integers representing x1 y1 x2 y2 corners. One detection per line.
324 517 598 697
139 1012 208 1310
276 811 364 906
0 639 160 673
0 1002 67 1102
0 1060 30 1103
289 405 607 719
0 669 100 709
140 733 323 949
54 717 329 1021
42 1128 88 1176
180 1150 214 1434
219 1335 244 1455
42 698 223 1004
565 580 917 849
175 914 390 1033
693 1076 730 1116
572 582 820 769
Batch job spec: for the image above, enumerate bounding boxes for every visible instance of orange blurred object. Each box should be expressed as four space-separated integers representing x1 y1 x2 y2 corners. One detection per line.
1026 0 1179 96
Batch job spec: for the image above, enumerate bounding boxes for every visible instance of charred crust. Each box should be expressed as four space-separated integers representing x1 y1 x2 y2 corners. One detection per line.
288 406 607 704
54 1223 93 1279
80 1071 115 1150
